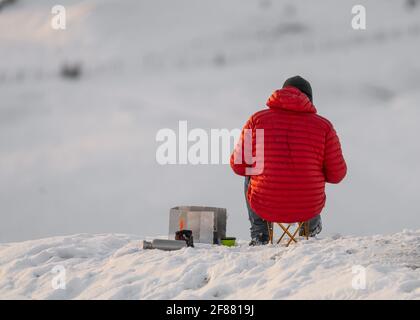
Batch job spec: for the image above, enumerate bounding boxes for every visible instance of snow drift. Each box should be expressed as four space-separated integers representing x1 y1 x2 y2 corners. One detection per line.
0 230 419 299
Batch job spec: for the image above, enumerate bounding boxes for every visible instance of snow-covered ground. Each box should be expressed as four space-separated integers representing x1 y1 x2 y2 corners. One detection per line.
1 1 420 300
0 230 419 299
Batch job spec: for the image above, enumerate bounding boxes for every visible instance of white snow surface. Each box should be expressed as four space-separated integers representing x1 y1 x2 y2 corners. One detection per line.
0 230 419 299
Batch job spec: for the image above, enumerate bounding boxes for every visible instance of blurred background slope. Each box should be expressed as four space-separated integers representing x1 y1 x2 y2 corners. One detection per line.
1 0 420 242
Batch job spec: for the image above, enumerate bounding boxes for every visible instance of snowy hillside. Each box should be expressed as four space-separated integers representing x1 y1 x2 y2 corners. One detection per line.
1 0 420 243
1 0 419 301
0 230 419 299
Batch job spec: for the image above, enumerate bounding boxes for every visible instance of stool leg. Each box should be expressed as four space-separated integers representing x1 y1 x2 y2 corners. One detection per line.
286 223 303 247
267 221 273 244
277 224 290 244
281 223 299 246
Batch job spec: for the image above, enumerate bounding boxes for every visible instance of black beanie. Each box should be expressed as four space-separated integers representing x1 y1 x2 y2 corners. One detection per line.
283 76 313 102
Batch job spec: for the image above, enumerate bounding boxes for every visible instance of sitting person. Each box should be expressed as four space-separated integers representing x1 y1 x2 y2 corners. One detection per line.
230 76 347 245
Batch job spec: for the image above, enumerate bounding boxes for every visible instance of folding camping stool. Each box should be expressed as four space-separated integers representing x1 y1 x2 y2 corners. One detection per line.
267 221 310 247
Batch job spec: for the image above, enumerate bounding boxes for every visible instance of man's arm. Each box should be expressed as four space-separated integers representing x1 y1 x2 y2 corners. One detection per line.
323 124 347 184
230 117 253 176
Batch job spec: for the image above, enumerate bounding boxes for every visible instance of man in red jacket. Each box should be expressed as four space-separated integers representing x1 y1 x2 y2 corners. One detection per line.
230 76 347 245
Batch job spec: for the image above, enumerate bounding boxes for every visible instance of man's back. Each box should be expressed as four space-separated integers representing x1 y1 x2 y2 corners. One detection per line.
231 86 347 223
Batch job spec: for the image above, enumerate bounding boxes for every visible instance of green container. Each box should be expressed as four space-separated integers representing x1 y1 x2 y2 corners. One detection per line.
221 237 236 247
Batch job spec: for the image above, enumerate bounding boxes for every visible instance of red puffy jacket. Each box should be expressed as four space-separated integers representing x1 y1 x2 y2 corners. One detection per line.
230 87 347 223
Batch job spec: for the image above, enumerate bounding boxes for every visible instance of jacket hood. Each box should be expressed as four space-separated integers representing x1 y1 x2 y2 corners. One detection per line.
266 87 317 113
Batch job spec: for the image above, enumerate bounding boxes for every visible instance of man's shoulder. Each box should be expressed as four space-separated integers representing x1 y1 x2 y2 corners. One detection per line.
246 109 271 126
251 109 271 119
310 113 334 130
251 109 332 125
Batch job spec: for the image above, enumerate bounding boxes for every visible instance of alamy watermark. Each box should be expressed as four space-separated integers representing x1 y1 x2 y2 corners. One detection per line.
352 265 367 290
51 5 66 30
352 5 367 30
51 265 66 290
49 4 365 31
155 121 264 175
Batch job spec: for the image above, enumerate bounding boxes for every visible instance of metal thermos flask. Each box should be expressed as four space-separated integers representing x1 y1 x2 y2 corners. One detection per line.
143 239 187 251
